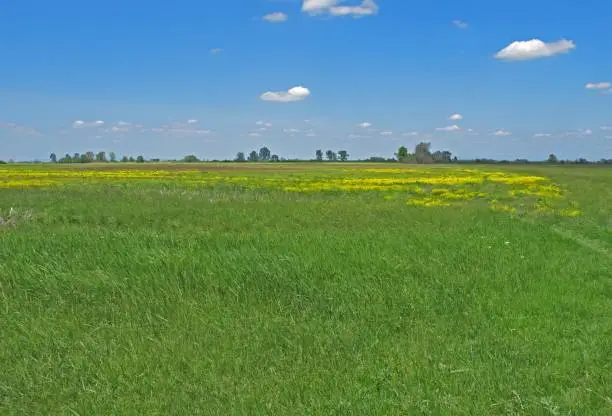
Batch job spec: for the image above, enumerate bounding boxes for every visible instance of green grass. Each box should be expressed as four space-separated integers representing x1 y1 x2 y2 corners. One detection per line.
0 164 610 415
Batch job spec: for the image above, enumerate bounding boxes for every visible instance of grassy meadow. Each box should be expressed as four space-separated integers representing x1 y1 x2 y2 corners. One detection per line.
0 163 610 415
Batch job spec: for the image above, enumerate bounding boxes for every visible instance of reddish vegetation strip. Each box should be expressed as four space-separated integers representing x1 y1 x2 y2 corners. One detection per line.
44 163 383 173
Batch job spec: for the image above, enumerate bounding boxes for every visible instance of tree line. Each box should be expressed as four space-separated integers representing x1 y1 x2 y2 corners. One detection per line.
2 142 607 164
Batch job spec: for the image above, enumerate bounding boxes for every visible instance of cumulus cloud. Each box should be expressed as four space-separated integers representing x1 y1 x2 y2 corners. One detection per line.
0 121 42 136
210 48 223 55
302 0 379 18
73 120 105 128
585 82 611 90
436 125 461 132
260 86 311 102
495 39 575 61
449 113 463 121
493 129 512 136
263 12 288 23
452 20 468 29
358 122 372 128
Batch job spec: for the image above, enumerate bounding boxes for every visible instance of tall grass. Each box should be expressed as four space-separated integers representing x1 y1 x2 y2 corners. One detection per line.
0 164 610 415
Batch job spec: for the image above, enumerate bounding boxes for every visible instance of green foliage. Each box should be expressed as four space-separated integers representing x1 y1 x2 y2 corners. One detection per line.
49 153 57 163
95 151 107 162
109 152 117 162
548 153 559 163
315 149 323 161
325 150 336 161
338 150 349 161
182 155 199 163
235 152 246 162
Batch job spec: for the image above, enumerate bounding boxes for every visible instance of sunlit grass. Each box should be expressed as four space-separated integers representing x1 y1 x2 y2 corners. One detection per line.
0 163 610 414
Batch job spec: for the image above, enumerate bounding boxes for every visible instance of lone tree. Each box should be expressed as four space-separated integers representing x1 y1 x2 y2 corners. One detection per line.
259 146 271 161
49 153 57 163
315 149 323 161
235 152 246 162
136 155 145 163
109 152 117 162
547 154 558 163
338 150 349 162
395 146 409 162
248 151 259 162
271 154 279 162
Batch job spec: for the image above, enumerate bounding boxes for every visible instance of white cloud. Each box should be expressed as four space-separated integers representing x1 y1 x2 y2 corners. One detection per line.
449 113 463 121
358 122 372 128
402 131 418 137
248 132 263 137
187 119 199 124
562 128 593 138
0 121 42 136
493 129 512 136
452 20 468 29
495 39 575 61
533 133 552 137
302 0 379 18
210 48 223 55
380 131 393 136
601 126 612 131
151 120 212 138
72 120 105 128
263 12 288 23
255 120 273 127
284 128 301 134
436 125 461 132
260 86 311 102
585 82 611 90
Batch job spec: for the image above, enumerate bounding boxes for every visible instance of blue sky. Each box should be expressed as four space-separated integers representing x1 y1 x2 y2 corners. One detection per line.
1 0 611 161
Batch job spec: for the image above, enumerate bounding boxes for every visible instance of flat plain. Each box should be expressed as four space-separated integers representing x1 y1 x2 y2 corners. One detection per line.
0 163 610 415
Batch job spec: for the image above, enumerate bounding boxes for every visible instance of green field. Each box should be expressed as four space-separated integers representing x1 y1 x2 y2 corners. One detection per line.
1 163 610 414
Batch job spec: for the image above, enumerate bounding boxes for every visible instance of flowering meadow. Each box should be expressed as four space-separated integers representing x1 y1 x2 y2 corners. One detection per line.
0 163 610 414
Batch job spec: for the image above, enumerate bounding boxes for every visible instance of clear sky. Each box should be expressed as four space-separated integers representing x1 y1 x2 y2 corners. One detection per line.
1 0 611 161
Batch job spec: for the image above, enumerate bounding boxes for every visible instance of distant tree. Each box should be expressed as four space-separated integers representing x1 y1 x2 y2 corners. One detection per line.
395 146 409 162
73 153 81 162
325 150 336 161
121 156 129 163
182 154 199 163
95 151 107 162
432 150 452 163
60 153 72 163
235 152 246 162
0 160 6 164
271 154 279 162
338 150 349 161
248 151 259 162
414 142 433 164
85 151 95 162
258 146 271 161
547 153 558 164
315 149 324 161
109 151 117 162
136 155 145 163
80 154 90 163
128 156 135 163
49 153 57 163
